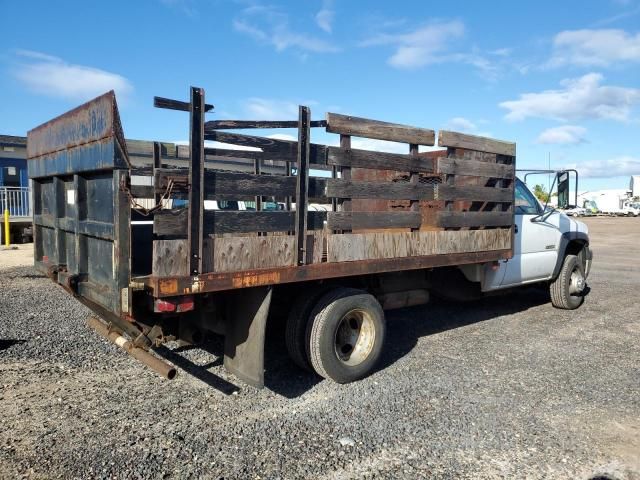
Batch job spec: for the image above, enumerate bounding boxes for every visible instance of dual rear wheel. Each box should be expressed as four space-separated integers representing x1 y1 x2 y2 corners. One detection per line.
285 287 386 383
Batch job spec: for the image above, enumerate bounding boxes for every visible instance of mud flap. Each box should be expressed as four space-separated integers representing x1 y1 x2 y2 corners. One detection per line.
223 286 272 388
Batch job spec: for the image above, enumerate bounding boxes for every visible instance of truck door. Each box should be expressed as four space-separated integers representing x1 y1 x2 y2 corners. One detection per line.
501 179 561 286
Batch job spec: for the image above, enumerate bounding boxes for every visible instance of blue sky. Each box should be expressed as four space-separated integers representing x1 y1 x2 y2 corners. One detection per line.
1 0 640 192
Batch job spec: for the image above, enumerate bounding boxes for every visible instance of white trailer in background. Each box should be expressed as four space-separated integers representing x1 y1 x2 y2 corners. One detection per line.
630 176 640 199
578 189 639 216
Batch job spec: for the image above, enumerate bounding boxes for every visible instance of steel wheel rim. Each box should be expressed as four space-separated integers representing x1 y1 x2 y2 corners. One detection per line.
334 309 376 366
569 266 585 295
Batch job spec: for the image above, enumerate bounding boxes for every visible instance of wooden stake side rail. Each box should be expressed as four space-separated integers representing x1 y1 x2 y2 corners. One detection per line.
142 103 516 280
326 113 436 146
204 130 327 166
150 228 512 277
205 119 327 129
154 210 432 235
438 130 516 157
137 171 513 205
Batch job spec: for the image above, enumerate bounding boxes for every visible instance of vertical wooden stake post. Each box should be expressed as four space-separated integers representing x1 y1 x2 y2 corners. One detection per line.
188 87 205 275
295 106 311 266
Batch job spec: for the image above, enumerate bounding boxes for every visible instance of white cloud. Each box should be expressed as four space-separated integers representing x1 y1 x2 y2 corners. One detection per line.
548 29 640 67
360 20 465 69
564 156 640 178
233 5 339 53
316 0 334 33
358 21 507 79
351 138 414 154
537 125 587 144
244 98 319 120
445 117 477 132
500 73 640 122
13 50 133 101
324 135 413 154
443 116 492 137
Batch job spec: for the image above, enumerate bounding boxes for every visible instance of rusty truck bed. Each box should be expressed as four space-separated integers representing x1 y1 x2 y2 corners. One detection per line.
28 87 515 318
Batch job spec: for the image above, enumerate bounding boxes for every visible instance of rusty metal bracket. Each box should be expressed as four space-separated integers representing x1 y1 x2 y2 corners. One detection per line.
87 316 176 379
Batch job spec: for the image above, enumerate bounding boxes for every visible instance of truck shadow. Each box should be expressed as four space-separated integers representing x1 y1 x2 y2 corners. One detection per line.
157 287 549 398
375 286 550 374
264 286 550 398
0 339 27 352
155 341 240 395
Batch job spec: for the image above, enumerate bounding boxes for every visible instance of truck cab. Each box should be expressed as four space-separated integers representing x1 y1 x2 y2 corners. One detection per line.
480 177 592 308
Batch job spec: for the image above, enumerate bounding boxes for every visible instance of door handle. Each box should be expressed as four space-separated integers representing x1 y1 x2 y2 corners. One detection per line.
514 224 518 234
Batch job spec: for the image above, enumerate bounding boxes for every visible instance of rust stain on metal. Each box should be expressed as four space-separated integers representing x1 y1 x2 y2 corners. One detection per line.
141 249 512 297
159 278 178 295
231 271 281 289
27 90 128 161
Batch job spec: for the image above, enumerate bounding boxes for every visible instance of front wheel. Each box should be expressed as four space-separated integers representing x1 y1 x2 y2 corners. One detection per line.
307 288 386 383
550 254 586 310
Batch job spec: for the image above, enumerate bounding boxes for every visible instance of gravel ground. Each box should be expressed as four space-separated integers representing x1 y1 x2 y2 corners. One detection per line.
1 217 638 479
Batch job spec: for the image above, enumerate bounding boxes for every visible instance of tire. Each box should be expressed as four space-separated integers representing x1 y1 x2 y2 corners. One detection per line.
550 254 586 310
285 286 333 370
307 287 386 383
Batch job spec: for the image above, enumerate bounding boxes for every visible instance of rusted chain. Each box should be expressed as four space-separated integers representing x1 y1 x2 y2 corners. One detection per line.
120 177 176 216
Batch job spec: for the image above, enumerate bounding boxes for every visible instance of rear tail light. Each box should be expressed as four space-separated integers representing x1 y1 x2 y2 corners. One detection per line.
153 295 195 313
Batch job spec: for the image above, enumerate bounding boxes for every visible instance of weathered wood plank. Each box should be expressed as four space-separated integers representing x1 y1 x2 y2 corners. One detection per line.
161 230 511 276
438 130 515 156
203 147 263 159
438 185 513 203
326 113 435 146
153 96 214 112
201 233 325 273
205 120 326 129
327 179 435 200
327 147 434 173
310 231 326 264
154 169 328 200
327 229 511 262
437 211 513 228
211 236 296 272
327 211 422 230
436 157 514 179
152 240 189 277
154 209 327 236
204 130 327 164
409 143 420 231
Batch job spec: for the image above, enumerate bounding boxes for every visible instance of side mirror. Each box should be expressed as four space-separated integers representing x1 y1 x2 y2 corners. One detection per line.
557 172 570 209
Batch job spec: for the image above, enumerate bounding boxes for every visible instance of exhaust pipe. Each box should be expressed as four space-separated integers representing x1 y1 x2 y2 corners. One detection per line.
87 316 177 380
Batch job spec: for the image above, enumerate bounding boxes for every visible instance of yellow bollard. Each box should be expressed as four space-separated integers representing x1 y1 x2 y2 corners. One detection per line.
3 210 9 247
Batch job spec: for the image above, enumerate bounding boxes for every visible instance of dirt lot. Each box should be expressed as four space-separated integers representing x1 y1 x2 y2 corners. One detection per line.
1 217 639 479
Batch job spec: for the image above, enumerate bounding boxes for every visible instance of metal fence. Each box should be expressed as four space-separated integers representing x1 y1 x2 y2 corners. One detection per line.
1 186 32 218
